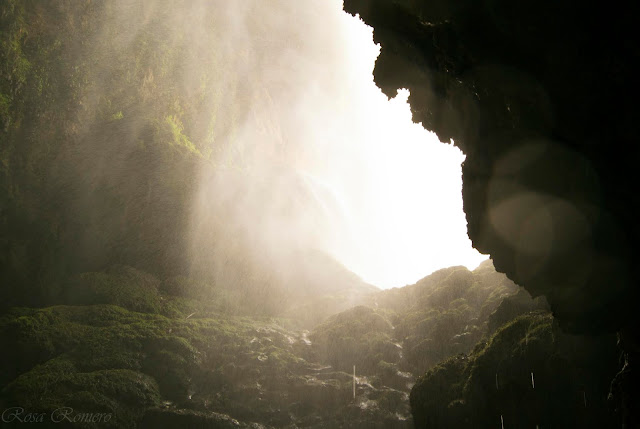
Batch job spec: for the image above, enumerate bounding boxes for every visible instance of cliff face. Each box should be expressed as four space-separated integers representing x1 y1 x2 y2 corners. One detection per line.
343 0 639 425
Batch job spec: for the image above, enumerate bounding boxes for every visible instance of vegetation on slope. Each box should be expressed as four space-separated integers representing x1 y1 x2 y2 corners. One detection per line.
363 261 543 375
410 314 619 428
0 260 536 428
0 259 618 428
0 263 401 428
0 0 223 309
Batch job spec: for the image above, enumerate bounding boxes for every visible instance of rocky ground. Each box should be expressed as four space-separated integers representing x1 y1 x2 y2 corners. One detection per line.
0 261 616 428
0 261 520 428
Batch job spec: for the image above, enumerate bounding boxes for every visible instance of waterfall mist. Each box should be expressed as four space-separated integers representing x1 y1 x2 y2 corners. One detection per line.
30 0 486 299
177 0 486 290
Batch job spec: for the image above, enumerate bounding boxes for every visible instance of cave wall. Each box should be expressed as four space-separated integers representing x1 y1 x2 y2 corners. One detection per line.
0 1 236 309
342 0 639 424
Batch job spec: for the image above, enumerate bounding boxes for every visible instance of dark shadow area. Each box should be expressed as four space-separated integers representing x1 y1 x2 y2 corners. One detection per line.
344 1 640 426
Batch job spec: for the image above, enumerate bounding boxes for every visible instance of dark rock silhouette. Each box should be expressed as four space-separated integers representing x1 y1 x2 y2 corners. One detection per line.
343 0 640 425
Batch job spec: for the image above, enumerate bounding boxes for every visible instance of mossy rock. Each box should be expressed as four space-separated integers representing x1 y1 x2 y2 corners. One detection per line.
0 304 251 422
410 354 468 428
0 303 325 427
310 306 399 374
410 313 618 428
487 288 549 334
61 266 162 314
159 276 214 300
3 357 161 428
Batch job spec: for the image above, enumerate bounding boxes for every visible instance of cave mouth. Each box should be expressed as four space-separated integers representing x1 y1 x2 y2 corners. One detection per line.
189 2 487 289
2 1 633 427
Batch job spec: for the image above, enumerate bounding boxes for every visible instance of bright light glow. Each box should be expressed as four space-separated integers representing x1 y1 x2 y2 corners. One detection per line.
190 1 488 290
286 10 488 288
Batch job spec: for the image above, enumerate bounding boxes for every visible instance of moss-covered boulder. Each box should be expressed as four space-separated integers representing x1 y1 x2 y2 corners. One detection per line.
0 304 257 427
373 263 520 375
4 358 161 428
310 306 399 374
0 262 570 428
0 300 414 428
60 266 163 314
410 313 618 428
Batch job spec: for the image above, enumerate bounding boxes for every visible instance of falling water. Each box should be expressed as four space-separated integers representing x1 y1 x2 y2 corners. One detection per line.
182 0 486 291
353 365 356 399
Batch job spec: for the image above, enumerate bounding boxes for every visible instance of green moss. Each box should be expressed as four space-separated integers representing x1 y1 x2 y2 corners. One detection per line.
0 92 10 129
163 114 200 155
4 356 161 428
61 266 162 314
0 302 294 426
410 355 468 428
410 313 617 428
310 306 400 374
